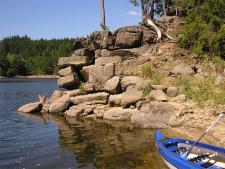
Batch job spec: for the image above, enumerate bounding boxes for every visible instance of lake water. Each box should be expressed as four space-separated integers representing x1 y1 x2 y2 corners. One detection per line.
0 78 168 169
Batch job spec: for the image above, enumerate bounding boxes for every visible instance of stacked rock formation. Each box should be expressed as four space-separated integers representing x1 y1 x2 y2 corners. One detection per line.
19 16 194 129
57 24 159 89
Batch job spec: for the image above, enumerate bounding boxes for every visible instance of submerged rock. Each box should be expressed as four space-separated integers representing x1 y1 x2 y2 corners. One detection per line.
131 101 173 129
103 107 138 121
17 102 42 113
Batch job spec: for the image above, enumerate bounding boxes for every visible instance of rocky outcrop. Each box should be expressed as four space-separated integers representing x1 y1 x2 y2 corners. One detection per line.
17 102 42 113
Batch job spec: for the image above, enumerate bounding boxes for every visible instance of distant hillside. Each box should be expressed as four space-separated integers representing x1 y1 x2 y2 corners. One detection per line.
0 36 75 77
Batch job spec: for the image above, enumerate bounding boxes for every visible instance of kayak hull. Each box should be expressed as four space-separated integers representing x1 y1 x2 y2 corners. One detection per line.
155 131 225 169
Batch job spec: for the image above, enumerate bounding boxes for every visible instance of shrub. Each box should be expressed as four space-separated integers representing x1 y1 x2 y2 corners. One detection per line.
140 64 162 84
139 83 152 96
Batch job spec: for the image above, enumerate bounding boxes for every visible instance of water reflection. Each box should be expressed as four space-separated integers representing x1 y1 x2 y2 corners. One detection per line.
45 115 168 169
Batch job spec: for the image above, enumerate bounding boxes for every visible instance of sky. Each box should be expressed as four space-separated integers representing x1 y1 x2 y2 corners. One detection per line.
0 0 142 40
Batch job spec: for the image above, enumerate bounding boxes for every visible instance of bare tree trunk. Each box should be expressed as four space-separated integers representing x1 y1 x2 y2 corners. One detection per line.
101 0 106 31
162 0 167 16
146 18 162 41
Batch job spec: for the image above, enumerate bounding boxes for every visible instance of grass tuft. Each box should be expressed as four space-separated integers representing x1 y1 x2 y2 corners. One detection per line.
140 64 162 84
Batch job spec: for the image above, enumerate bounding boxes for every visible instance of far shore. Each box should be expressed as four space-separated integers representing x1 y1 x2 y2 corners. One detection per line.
0 75 59 79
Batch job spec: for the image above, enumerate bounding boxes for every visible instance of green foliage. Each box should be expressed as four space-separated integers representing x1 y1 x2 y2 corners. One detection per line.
78 83 87 95
175 75 225 106
177 0 225 58
139 83 152 96
140 64 162 84
0 36 75 77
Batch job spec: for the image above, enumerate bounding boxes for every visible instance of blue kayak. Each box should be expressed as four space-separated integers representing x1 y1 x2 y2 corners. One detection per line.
155 131 225 169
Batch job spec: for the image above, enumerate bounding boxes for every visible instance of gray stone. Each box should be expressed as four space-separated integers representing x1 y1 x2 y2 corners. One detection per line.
121 86 143 107
131 101 173 129
171 64 194 76
115 26 143 49
120 76 143 91
48 95 70 113
18 102 42 113
104 76 121 94
50 90 64 100
70 92 109 105
65 104 95 117
58 73 80 89
58 55 90 69
58 66 74 77
95 56 122 66
151 85 167 90
108 94 122 106
171 94 186 102
83 63 115 83
166 87 178 97
148 90 167 101
103 107 138 121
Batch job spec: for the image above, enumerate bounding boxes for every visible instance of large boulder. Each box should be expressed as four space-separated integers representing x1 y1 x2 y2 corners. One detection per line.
48 95 70 113
104 76 121 94
58 66 74 77
120 76 143 91
148 90 167 101
58 55 90 69
70 92 109 105
131 101 173 129
141 26 157 44
103 107 138 121
58 73 80 89
170 64 195 76
121 86 143 107
82 63 115 83
115 26 143 49
17 102 42 113
108 94 122 106
166 87 178 97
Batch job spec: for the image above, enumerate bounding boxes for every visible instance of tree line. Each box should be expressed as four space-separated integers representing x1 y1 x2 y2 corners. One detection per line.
0 36 75 77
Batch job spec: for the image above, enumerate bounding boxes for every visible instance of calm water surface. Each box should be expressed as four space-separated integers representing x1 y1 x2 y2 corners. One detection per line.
0 78 168 169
